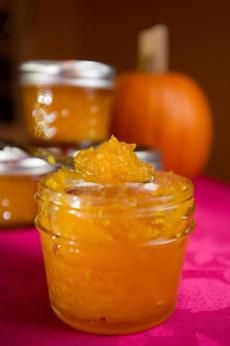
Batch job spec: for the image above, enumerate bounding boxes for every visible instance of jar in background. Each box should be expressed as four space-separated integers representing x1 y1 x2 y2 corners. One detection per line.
0 142 53 228
19 60 115 146
36 171 194 335
135 147 162 170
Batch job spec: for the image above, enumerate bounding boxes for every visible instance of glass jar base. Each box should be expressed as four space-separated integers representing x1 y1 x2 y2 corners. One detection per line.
52 303 175 335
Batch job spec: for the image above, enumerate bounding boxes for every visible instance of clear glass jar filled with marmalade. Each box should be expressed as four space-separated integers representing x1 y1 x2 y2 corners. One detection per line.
19 60 115 146
36 137 195 335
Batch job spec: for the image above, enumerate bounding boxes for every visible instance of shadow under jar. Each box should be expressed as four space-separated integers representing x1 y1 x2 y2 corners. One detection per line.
19 60 115 147
36 171 195 335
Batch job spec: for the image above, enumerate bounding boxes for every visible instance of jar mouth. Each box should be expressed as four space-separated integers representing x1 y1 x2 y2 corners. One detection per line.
36 171 195 245
37 171 194 215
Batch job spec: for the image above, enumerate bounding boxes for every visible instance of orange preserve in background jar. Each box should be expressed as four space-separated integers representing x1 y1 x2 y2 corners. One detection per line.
36 137 195 335
20 60 115 146
0 142 53 228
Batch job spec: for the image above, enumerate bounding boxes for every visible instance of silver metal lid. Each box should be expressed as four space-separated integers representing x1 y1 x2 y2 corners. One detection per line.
19 60 115 89
0 141 54 176
135 147 162 170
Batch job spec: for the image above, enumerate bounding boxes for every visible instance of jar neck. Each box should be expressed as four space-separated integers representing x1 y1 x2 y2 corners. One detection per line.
37 175 194 216
36 171 194 244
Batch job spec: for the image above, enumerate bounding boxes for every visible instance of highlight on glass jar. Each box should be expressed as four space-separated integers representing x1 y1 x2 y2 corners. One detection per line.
19 60 115 146
0 142 53 228
35 137 195 335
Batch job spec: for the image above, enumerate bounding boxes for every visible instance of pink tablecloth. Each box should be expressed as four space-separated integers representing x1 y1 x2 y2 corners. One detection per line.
0 177 230 346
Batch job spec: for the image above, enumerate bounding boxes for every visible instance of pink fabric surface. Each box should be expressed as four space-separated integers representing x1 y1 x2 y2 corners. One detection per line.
0 177 230 346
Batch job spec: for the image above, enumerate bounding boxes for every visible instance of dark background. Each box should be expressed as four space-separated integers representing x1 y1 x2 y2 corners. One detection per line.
1 0 229 181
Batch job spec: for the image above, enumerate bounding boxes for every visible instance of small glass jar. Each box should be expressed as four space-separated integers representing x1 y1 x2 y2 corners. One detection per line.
36 171 194 335
0 142 53 228
19 60 115 146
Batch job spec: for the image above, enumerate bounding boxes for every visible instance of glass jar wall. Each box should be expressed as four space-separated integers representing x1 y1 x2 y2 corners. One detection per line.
36 171 194 334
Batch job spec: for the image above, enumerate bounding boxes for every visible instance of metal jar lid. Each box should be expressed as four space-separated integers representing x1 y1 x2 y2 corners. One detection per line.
135 147 162 170
19 60 115 89
0 141 55 176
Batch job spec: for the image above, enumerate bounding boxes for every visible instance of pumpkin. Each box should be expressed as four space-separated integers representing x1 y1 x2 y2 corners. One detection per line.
111 72 213 178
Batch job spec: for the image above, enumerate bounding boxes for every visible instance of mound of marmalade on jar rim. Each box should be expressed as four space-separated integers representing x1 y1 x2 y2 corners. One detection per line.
74 135 154 184
47 135 154 188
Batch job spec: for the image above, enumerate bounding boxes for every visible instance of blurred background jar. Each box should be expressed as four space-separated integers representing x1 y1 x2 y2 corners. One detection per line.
135 147 162 170
19 60 115 147
0 141 53 228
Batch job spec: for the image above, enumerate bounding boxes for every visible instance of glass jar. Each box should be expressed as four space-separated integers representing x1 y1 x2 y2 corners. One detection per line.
36 171 194 335
0 142 53 228
19 60 115 146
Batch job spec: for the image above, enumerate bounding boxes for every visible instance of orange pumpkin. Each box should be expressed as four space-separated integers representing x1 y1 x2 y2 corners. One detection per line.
111 72 213 178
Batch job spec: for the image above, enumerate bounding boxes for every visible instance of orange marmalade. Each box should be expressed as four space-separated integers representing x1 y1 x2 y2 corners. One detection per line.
22 86 113 145
0 176 38 227
20 60 114 145
36 137 194 334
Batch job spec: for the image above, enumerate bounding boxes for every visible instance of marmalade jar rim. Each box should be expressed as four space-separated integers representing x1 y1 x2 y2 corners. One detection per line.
36 170 195 245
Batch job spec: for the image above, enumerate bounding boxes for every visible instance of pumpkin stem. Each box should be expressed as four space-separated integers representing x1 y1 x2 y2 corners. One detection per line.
137 24 169 73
